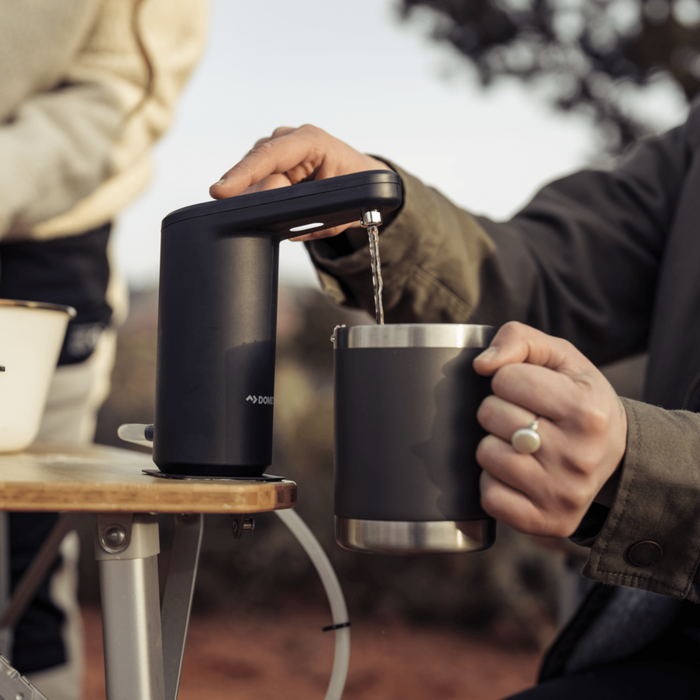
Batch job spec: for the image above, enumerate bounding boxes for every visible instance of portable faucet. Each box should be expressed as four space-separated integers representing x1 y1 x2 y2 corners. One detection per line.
153 171 402 477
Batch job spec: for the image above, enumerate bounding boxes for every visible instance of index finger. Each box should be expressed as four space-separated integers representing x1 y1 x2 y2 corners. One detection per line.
210 126 325 198
473 321 593 379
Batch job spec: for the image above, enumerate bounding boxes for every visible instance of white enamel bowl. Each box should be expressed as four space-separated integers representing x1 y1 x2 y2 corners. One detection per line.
0 300 75 452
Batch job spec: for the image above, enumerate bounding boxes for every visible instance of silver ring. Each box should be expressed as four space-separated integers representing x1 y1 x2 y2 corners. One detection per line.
511 419 541 454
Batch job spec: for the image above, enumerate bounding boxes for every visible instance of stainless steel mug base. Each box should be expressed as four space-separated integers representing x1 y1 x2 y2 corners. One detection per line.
335 517 496 554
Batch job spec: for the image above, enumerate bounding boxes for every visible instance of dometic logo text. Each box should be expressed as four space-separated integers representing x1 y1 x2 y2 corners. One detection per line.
246 395 274 405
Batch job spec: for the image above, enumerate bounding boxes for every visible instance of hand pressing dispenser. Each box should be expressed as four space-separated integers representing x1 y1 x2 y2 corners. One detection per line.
153 171 402 477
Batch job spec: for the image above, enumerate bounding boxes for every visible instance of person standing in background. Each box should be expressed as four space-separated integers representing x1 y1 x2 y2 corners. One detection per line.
0 1 208 697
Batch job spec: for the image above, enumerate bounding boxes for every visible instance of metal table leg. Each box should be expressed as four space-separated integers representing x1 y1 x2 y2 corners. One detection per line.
94 512 204 700
95 513 164 700
161 514 203 700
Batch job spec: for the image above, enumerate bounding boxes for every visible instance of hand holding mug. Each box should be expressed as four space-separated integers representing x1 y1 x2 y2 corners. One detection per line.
473 322 627 538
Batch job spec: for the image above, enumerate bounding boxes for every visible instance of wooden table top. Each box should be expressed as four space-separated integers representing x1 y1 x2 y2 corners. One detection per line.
0 443 297 514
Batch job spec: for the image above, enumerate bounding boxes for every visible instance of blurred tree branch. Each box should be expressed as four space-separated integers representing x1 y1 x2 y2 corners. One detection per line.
398 0 700 152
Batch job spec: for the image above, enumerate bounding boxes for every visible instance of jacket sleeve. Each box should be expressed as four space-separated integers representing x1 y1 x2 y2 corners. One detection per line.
307 105 700 600
581 398 700 602
0 0 208 241
308 103 700 367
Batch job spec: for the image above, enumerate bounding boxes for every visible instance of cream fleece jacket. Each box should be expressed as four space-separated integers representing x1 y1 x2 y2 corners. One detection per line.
0 0 208 241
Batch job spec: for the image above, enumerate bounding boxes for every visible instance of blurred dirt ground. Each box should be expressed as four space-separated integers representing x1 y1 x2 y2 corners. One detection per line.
82 603 542 700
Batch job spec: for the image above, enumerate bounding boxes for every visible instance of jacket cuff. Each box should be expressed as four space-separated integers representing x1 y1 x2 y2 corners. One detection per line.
582 397 700 601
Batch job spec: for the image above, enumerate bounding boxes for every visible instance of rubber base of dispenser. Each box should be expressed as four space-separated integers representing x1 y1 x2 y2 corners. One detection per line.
142 469 285 482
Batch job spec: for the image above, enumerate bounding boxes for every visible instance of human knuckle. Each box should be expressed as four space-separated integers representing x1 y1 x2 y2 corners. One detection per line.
575 457 598 478
497 321 525 342
491 363 518 394
271 125 293 138
297 123 323 137
476 395 499 424
577 403 609 434
557 489 588 514
479 484 506 519
288 161 318 181
556 336 577 354
479 490 496 515
475 435 497 464
497 363 519 382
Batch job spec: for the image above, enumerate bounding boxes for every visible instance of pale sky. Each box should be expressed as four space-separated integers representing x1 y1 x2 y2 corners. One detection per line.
115 0 687 289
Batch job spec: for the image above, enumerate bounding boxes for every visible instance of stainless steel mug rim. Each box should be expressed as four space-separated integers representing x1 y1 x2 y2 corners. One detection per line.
333 323 495 349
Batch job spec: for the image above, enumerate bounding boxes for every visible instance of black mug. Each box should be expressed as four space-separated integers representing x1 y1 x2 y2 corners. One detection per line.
333 323 496 554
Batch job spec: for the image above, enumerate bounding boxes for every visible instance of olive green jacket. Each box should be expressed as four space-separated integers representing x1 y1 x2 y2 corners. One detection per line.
308 102 700 675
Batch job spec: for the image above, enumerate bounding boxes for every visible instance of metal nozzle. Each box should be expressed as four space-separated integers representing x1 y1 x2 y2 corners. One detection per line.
360 210 382 228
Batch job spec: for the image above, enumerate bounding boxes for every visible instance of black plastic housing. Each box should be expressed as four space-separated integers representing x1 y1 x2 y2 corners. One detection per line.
153 170 403 476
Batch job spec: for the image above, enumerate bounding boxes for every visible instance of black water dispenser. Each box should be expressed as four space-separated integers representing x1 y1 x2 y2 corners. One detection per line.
153 170 402 477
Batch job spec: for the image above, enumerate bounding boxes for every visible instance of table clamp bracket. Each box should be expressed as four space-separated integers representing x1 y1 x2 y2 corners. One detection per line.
0 652 49 700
